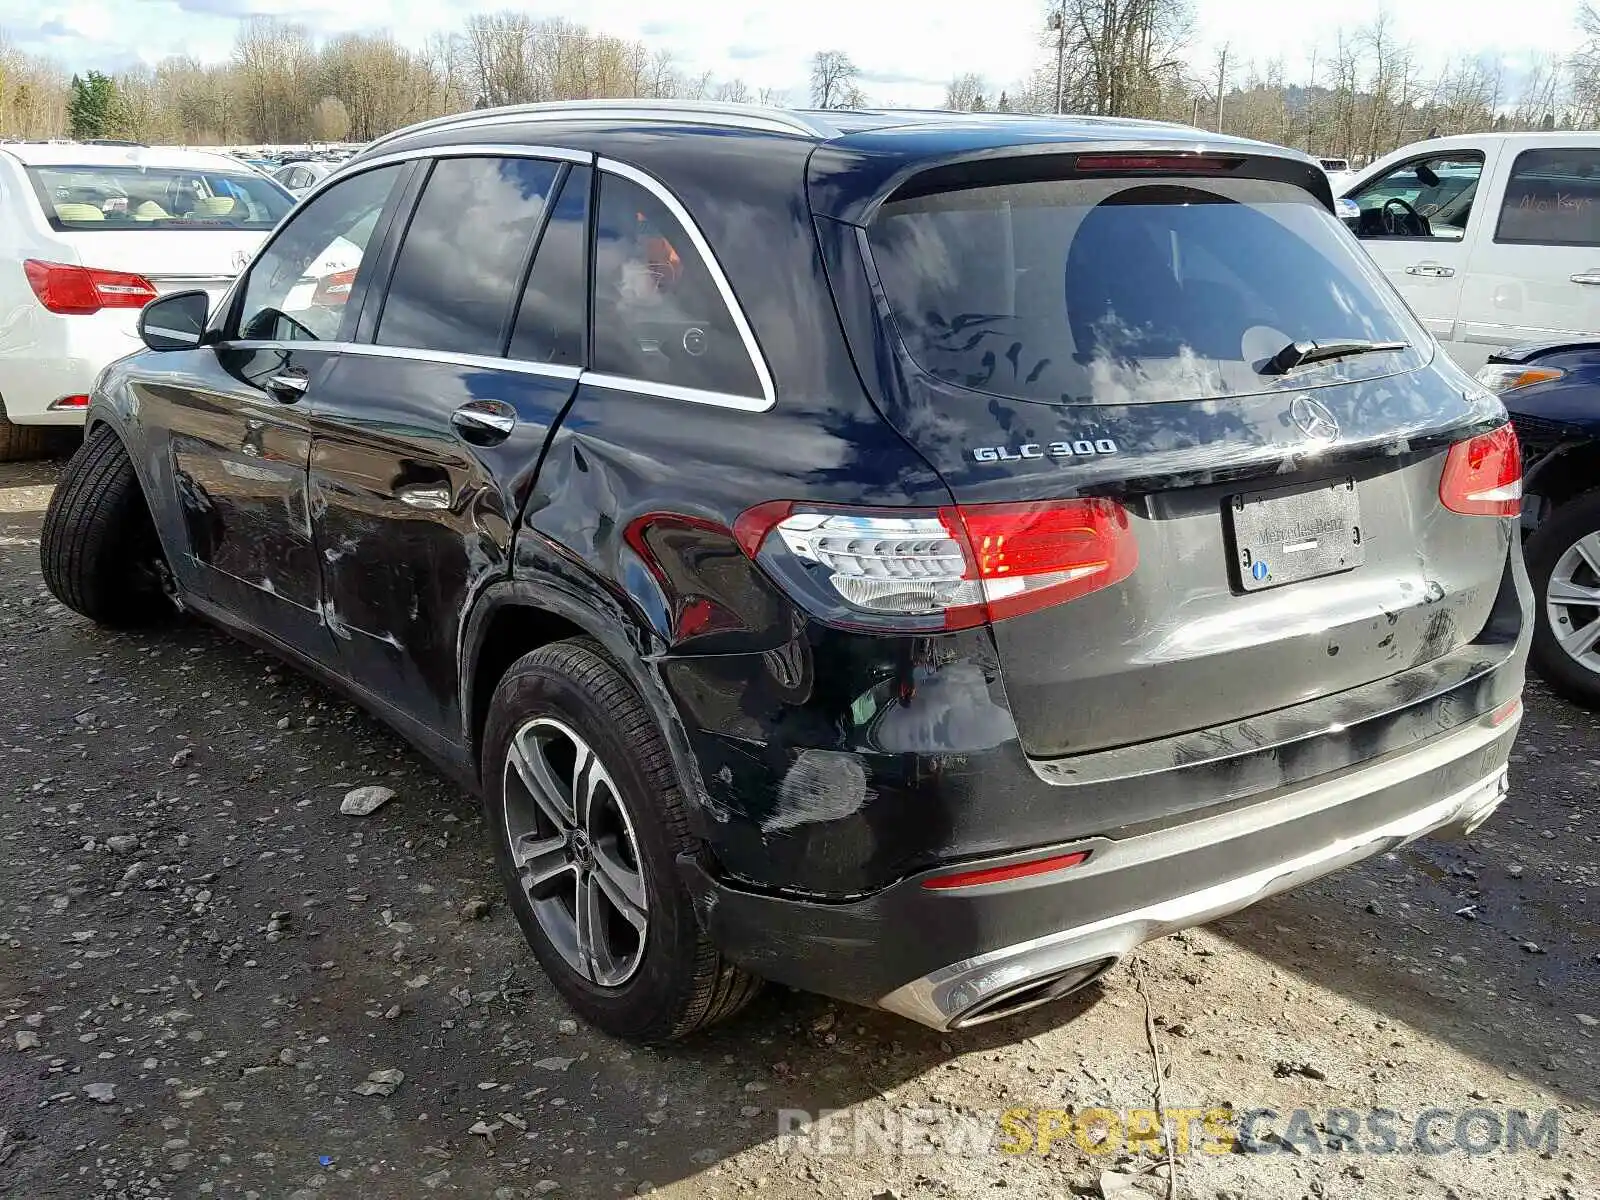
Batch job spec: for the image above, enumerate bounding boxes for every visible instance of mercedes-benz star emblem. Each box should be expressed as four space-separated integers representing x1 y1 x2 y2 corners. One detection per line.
1289 395 1340 443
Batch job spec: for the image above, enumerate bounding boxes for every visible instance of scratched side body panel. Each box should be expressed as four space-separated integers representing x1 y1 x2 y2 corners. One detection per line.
109 344 336 664
309 354 574 736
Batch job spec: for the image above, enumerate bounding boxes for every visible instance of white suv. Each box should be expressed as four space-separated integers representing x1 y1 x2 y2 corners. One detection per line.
0 143 295 458
1341 132 1600 372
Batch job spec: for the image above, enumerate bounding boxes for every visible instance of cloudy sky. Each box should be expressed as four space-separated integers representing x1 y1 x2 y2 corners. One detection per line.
1 0 1586 104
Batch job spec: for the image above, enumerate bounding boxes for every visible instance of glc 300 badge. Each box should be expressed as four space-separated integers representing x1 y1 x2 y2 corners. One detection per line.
972 439 1120 463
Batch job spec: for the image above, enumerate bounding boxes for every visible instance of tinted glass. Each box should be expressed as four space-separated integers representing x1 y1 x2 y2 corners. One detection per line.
237 164 402 343
1496 148 1600 246
27 163 294 231
870 176 1425 406
591 173 761 398
1348 153 1482 241
376 156 560 357
509 165 589 367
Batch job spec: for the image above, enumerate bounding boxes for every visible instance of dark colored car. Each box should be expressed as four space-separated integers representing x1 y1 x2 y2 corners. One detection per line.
40 101 1529 1041
1479 341 1600 706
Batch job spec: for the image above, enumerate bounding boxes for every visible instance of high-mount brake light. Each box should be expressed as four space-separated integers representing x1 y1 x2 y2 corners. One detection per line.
1072 153 1243 174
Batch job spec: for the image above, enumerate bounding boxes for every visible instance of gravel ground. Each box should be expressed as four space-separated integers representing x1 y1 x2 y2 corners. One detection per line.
1 455 1596 1200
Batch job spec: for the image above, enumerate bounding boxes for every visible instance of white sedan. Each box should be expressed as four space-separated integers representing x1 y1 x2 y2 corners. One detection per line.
0 143 296 459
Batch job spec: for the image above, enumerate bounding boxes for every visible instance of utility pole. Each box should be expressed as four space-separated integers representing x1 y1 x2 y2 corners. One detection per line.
1213 42 1230 133
1049 6 1066 114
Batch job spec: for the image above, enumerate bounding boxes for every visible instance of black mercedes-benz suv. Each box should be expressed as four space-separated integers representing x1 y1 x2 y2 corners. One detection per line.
41 101 1529 1040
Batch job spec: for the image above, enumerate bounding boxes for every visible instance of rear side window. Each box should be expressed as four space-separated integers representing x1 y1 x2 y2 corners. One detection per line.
376 156 561 357
509 165 589 367
870 175 1425 406
591 172 762 399
1495 148 1600 246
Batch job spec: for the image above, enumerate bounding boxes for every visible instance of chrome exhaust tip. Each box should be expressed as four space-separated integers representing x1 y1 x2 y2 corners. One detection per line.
946 958 1116 1029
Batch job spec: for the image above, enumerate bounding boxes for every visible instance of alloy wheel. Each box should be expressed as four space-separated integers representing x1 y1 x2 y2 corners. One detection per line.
1546 531 1600 676
501 717 649 987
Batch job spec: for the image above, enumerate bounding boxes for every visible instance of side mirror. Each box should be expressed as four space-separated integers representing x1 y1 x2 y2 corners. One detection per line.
1335 196 1362 231
138 290 211 351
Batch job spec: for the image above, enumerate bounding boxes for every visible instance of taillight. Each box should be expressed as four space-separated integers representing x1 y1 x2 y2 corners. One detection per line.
1440 424 1521 517
24 259 158 315
734 498 1137 630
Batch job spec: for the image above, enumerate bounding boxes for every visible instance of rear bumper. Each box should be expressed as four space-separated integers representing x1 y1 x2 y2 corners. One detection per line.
0 309 140 425
682 703 1519 1029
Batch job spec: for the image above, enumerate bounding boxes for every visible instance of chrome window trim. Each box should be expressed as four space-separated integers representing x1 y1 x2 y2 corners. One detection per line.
595 155 776 412
215 340 767 412
577 372 770 413
354 142 593 174
216 339 583 382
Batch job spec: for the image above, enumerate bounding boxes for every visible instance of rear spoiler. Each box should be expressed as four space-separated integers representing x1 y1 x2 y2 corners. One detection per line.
808 138 1334 225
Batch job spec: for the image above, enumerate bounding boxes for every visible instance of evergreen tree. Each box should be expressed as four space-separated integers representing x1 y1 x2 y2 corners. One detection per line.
67 71 118 140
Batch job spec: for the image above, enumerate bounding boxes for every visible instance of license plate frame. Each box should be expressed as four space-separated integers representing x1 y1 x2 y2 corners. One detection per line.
1227 477 1363 592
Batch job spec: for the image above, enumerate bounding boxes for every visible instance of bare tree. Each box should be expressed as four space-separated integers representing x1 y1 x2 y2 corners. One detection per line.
310 95 350 142
15 3 1592 153
945 72 988 110
232 16 316 142
466 11 536 107
1036 0 1192 117
810 50 860 109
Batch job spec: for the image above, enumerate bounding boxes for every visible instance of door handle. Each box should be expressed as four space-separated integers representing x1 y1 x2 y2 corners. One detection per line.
1404 263 1455 278
397 484 453 511
266 371 310 402
1571 271 1600 285
451 400 516 445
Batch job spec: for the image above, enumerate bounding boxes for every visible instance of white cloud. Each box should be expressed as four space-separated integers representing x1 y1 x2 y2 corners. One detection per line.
4 0 1587 105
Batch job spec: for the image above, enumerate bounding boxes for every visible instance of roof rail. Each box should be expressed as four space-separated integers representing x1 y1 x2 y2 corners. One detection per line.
364 100 837 155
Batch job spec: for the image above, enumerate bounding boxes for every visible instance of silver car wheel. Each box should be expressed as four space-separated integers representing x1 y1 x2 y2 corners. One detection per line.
502 716 649 988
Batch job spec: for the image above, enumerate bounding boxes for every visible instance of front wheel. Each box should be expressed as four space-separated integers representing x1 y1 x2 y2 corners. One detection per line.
40 427 173 627
1526 488 1600 707
482 638 762 1040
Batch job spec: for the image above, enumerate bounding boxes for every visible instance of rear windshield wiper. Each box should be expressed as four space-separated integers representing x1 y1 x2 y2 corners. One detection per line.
1260 338 1408 376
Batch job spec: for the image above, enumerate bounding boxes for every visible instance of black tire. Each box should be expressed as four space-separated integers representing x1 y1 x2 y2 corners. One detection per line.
0 395 54 462
482 638 762 1040
40 426 172 627
1527 488 1600 707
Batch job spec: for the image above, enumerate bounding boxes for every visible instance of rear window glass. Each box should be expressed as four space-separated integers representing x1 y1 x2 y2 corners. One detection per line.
1495 148 1600 246
869 175 1425 406
27 164 293 231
